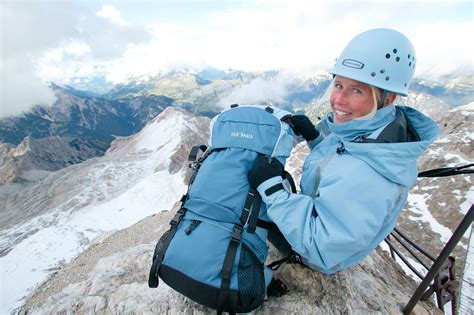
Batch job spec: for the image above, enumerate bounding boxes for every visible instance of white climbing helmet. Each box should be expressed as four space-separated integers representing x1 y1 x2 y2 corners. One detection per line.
331 28 416 96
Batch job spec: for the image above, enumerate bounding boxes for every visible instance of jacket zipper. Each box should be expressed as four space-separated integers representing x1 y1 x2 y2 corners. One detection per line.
336 141 346 154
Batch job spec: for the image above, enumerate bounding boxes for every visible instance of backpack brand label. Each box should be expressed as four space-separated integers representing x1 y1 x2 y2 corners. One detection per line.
231 131 253 139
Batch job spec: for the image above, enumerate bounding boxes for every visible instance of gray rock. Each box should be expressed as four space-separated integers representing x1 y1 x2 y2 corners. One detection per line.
20 208 440 314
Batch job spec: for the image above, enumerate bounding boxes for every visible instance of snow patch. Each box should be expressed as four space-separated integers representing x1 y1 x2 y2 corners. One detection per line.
0 169 185 314
407 193 454 244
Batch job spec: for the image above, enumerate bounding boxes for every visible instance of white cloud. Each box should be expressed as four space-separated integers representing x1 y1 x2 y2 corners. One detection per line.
103 2 473 83
0 67 57 117
409 22 474 78
96 5 129 26
218 72 293 108
1 2 150 118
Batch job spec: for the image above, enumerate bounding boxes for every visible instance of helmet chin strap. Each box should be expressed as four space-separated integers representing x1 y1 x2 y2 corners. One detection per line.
378 90 388 110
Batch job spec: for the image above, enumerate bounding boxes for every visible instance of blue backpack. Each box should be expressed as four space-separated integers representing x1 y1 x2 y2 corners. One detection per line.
148 105 296 314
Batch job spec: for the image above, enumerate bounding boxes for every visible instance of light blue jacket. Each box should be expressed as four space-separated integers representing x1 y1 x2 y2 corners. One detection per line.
257 105 439 274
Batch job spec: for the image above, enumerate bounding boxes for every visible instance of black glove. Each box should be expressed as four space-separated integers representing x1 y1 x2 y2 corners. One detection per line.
248 155 284 190
291 115 319 141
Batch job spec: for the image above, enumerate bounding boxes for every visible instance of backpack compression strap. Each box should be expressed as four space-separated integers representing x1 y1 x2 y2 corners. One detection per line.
241 188 261 234
217 224 242 315
217 155 298 311
216 187 262 314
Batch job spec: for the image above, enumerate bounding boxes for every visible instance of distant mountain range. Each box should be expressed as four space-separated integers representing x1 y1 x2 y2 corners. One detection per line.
0 84 174 182
0 68 472 183
411 76 473 106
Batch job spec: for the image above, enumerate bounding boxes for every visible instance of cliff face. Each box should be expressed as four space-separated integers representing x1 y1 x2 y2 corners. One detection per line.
0 136 99 183
20 207 440 315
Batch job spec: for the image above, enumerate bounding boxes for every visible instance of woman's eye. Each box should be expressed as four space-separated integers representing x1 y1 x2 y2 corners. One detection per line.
334 83 343 89
352 88 362 94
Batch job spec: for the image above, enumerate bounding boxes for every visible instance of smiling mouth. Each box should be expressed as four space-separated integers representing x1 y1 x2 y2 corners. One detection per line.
334 109 351 116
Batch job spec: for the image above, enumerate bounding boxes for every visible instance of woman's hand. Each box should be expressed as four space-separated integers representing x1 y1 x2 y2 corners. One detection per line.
248 156 284 190
291 115 319 141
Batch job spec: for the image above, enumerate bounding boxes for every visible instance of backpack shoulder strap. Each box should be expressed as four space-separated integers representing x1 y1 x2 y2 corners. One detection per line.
188 145 208 162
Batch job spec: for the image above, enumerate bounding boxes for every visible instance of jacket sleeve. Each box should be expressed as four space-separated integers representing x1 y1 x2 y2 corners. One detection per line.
306 130 325 150
257 164 400 274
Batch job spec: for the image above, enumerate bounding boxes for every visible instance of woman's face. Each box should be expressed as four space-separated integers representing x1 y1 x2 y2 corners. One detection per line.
329 76 379 124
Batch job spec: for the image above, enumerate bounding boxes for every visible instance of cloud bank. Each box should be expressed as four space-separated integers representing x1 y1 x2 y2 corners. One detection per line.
1 1 472 118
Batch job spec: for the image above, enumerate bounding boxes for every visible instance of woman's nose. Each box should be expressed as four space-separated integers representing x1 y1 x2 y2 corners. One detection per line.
333 89 348 103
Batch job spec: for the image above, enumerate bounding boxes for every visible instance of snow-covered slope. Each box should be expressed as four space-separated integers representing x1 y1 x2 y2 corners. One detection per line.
0 108 209 314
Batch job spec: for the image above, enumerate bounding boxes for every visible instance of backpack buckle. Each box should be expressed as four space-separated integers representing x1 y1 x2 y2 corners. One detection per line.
170 208 186 226
231 225 243 244
289 253 303 264
189 161 201 171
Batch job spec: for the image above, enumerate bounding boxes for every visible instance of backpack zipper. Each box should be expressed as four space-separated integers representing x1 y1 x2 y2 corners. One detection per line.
185 220 202 235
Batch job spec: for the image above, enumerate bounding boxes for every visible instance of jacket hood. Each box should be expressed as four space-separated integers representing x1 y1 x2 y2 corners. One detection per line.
322 105 440 186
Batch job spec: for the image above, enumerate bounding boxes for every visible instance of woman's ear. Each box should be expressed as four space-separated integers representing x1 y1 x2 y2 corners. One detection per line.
385 92 397 105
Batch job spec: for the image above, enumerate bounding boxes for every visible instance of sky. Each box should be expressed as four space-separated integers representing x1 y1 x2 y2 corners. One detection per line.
1 0 473 117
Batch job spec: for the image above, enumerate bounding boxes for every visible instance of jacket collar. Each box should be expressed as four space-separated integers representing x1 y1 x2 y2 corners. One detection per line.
323 105 398 141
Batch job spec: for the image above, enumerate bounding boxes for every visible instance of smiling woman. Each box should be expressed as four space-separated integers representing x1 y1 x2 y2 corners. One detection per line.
247 28 441 275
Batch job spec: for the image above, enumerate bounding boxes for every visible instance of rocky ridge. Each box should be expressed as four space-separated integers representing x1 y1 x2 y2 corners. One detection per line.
20 206 440 314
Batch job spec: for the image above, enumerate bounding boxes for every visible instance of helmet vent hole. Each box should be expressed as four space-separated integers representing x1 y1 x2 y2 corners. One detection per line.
408 54 411 59
393 49 398 53
380 69 385 74
385 76 390 81
396 57 400 62
409 62 412 67
371 72 376 77
404 83 407 87
385 53 391 59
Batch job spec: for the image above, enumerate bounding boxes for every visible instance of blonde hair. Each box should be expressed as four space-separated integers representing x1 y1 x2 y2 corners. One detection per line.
370 86 381 109
353 86 379 121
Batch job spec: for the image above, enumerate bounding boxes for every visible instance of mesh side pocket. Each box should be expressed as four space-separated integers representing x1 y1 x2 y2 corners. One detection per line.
237 243 265 311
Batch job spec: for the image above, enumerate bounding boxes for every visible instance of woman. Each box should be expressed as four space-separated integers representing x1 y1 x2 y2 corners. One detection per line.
248 28 440 274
